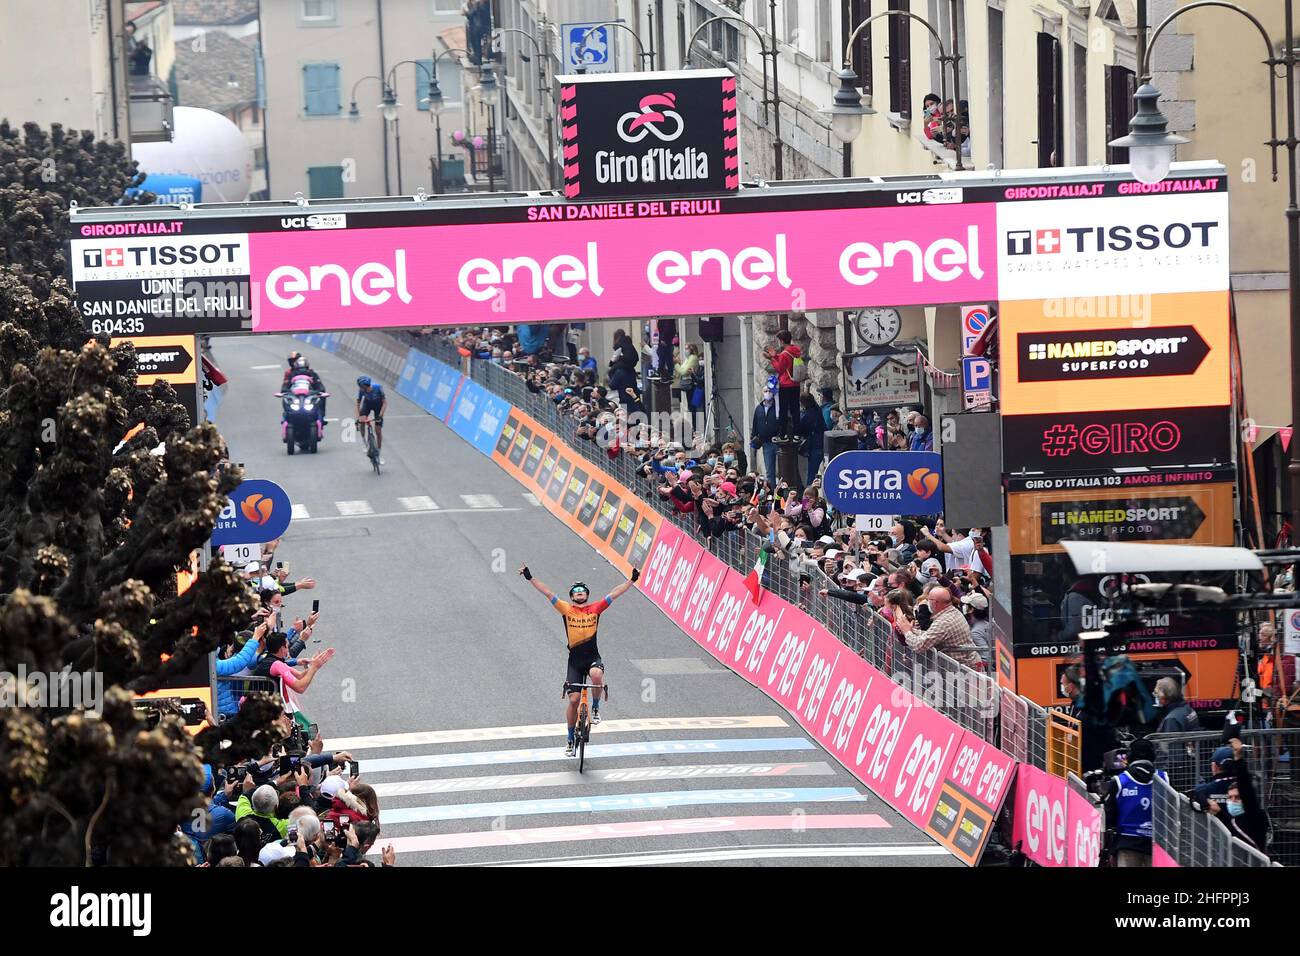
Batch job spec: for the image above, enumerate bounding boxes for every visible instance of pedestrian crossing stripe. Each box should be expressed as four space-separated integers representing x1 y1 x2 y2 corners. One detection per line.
492 844 952 867
327 714 789 751
460 494 501 508
380 787 867 825
367 813 892 855
397 495 439 511
335 499 374 516
370 761 834 798
523 493 541 506
291 503 310 520
360 737 817 774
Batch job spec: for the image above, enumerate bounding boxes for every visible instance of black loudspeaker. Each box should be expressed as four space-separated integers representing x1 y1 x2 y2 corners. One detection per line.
698 316 724 342
825 429 859 459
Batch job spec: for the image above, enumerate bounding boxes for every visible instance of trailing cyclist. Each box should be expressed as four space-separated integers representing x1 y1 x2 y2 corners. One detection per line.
355 376 388 465
518 564 639 756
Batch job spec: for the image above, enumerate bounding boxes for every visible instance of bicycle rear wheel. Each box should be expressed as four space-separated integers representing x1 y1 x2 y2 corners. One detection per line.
368 429 381 475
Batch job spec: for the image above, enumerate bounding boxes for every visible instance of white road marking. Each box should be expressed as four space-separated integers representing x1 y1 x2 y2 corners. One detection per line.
251 364 281 370
397 495 440 511
460 494 502 509
370 761 834 798
290 507 521 525
291 503 310 520
327 715 789 751
335 500 374 516
522 493 541 506
485 844 951 867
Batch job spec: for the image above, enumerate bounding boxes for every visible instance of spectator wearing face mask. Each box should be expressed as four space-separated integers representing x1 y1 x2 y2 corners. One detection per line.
751 390 781 479
1204 738 1269 853
1154 677 1201 733
961 593 992 670
909 414 934 451
797 393 827 488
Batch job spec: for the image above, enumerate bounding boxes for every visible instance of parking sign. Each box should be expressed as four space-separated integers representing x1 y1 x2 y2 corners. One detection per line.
563 22 616 74
961 356 992 411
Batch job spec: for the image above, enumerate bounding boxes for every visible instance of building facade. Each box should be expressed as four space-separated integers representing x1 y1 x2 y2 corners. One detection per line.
261 0 470 200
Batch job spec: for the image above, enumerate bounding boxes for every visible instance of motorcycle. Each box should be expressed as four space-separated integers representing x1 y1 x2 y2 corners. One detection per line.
276 379 328 455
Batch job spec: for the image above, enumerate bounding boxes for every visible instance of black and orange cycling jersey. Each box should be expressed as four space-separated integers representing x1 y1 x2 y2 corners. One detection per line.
550 596 611 650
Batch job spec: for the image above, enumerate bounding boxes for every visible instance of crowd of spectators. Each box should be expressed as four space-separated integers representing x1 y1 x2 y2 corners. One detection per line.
431 324 995 673
182 369 393 865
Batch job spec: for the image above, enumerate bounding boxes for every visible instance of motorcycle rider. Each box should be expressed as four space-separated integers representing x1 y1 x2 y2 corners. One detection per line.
284 356 326 433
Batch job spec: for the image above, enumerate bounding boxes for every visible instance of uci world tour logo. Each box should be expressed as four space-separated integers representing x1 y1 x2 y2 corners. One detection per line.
617 92 684 143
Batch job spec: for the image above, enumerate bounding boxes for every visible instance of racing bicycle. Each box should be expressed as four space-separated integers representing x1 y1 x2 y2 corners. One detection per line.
357 417 381 475
563 680 608 773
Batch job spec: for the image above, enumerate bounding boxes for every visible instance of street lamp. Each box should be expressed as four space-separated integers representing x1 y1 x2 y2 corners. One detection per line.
380 86 401 123
831 3 966 171
492 27 559 191
422 47 471 194
684 15 783 180
1107 83 1187 184
477 60 501 192
348 74 391 192
821 67 877 146
1108 0 1300 558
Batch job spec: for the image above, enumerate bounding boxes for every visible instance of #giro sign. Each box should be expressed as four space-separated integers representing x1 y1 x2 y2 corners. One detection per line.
824 451 944 515
212 479 292 546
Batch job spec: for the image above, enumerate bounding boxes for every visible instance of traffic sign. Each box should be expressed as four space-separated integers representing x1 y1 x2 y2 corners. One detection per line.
211 479 293 546
562 22 616 74
961 304 990 356
961 356 992 411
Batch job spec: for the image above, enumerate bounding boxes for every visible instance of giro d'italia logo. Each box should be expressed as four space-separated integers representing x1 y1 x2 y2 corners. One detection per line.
616 93 685 143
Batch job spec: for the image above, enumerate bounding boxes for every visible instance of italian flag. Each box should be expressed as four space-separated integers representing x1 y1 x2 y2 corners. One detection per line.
745 549 770 604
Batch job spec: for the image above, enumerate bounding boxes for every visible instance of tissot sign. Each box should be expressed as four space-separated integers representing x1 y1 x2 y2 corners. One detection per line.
557 69 739 199
67 166 1229 337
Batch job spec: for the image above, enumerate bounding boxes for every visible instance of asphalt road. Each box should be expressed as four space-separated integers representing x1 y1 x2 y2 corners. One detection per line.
211 334 957 867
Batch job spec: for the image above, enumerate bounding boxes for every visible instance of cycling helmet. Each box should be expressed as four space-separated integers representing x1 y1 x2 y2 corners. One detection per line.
356 376 372 388
287 351 301 366
295 356 310 369
569 582 589 598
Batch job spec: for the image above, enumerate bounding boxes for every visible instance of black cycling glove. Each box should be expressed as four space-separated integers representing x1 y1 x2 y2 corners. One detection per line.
630 568 640 583
520 566 532 580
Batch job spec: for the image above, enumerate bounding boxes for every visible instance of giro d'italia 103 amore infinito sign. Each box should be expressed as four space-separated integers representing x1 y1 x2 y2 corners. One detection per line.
557 69 739 199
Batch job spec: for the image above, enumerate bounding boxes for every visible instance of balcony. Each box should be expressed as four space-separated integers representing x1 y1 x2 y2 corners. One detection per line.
129 73 174 143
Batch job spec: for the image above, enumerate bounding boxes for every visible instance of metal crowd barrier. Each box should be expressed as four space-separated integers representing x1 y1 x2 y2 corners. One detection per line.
1148 727 1300 866
394 332 1007 743
997 688 1050 771
216 675 280 699
1151 773 1273 867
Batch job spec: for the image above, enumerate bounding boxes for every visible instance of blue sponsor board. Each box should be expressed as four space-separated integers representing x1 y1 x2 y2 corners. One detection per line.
449 378 492 450
823 450 944 515
292 332 341 354
212 478 293 546
469 391 511 456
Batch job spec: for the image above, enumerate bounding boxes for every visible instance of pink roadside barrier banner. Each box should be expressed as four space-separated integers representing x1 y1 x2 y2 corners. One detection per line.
637 524 1015 863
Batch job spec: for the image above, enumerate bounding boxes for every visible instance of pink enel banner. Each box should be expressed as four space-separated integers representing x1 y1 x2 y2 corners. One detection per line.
1067 782 1104 868
637 525 1006 842
945 731 1017 816
248 204 998 331
1010 764 1099 867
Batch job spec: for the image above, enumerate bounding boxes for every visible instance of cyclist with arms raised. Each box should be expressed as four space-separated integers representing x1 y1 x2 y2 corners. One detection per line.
519 564 639 756
355 376 388 464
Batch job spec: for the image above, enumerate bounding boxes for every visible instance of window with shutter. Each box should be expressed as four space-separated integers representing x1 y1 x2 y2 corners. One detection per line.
1105 64 1136 165
415 58 434 110
1036 33 1061 167
303 63 340 116
888 0 910 118
307 166 345 199
849 0 872 95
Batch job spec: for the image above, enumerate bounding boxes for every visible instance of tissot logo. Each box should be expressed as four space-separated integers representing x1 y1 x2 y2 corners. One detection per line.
1006 221 1220 255
83 249 101 267
105 248 125 267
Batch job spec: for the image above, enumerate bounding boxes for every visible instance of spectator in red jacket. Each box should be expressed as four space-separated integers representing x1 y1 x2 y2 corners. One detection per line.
764 330 803 443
